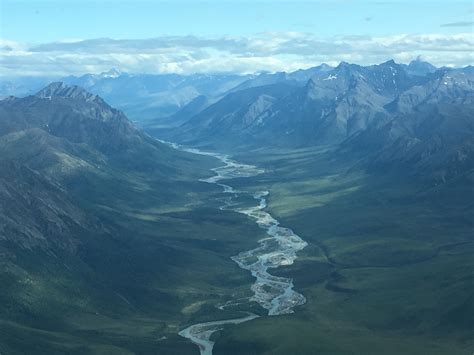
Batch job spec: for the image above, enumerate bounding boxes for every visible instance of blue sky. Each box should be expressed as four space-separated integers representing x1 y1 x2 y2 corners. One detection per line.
3 0 473 41
1 0 473 76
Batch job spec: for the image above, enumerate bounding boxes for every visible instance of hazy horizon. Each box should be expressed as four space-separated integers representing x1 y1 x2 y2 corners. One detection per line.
1 0 473 77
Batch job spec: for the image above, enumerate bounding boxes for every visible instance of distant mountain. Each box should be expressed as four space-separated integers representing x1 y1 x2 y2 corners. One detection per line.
386 67 474 114
172 60 437 147
0 65 332 128
403 57 438 76
147 94 212 129
341 67 474 183
0 60 442 129
159 60 473 184
227 64 333 93
61 71 254 121
173 83 296 143
0 76 55 99
144 64 334 131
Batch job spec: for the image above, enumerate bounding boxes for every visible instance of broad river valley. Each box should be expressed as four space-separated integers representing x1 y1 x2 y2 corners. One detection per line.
162 141 308 355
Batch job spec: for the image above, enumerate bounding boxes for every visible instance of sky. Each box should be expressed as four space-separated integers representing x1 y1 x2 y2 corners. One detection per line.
1 0 473 76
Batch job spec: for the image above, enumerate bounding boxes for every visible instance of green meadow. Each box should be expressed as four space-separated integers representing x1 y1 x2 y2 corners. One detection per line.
0 153 264 354
213 147 474 354
1 144 472 354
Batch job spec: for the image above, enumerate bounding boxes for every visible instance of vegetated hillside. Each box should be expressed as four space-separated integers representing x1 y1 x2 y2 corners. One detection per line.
211 138 473 355
0 82 262 354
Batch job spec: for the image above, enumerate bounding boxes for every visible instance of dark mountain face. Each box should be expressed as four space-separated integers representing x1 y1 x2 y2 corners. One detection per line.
254 61 408 144
345 65 473 181
0 85 113 258
0 159 96 252
1 82 138 153
161 60 473 184
0 82 211 254
172 60 443 148
143 64 334 131
175 83 297 145
0 82 206 176
387 68 474 114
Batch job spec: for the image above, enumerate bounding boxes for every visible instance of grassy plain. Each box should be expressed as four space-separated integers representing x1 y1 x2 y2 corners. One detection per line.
2 142 472 354
0 152 265 354
213 146 474 354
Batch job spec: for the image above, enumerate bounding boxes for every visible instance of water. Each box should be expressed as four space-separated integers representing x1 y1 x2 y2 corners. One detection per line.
161 141 307 354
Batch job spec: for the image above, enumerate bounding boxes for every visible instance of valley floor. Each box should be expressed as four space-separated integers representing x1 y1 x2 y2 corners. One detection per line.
1 144 472 355
211 147 474 354
0 152 265 354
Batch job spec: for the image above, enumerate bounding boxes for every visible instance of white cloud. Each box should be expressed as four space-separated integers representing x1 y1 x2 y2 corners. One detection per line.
1 32 473 77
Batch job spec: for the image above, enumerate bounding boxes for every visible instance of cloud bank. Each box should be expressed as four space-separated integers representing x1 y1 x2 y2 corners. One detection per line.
1 32 473 77
440 21 474 28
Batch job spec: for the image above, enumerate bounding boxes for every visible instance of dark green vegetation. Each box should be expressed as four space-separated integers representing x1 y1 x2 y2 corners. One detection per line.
212 147 474 354
0 84 266 354
154 61 473 355
1 58 473 355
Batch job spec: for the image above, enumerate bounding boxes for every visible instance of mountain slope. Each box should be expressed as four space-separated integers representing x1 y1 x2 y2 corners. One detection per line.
164 62 472 157
341 73 474 183
0 83 264 354
173 83 297 145
61 72 253 121
143 65 333 130
227 64 332 93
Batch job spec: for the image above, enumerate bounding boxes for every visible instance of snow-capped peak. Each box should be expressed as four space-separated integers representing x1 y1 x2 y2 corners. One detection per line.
100 68 122 78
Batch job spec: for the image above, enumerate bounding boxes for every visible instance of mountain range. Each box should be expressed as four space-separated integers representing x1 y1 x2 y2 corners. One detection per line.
0 71 254 122
1 59 473 354
0 58 453 128
157 60 473 184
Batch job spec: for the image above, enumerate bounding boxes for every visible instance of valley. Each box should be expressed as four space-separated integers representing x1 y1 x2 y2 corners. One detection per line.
210 147 474 354
1 58 473 354
2 0 474 352
0 85 265 354
160 141 308 354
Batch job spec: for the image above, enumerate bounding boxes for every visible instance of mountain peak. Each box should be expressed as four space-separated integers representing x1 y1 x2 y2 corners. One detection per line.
35 82 102 103
407 57 437 75
335 61 361 73
409 56 432 65
100 68 122 78
337 61 351 68
380 59 398 67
